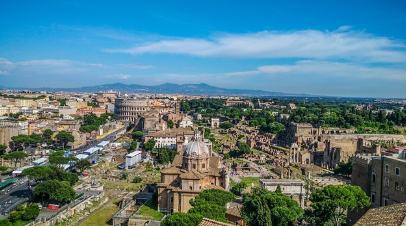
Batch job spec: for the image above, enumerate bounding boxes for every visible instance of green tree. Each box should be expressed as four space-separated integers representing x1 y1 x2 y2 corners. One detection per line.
275 184 282 193
33 180 76 203
79 125 98 133
22 165 53 181
158 149 170 164
131 131 144 139
144 139 156 151
121 172 128 180
310 185 370 226
7 211 22 222
133 176 142 183
190 189 236 207
57 99 67 106
237 141 251 154
48 165 79 186
219 122 233 129
188 203 228 222
30 133 44 144
49 150 77 166
75 159 91 173
167 120 174 129
130 141 138 151
242 188 303 226
0 166 8 182
231 181 248 195
0 144 7 155
333 161 353 177
0 219 11 226
2 151 28 167
161 212 203 226
55 131 74 150
10 134 33 151
268 122 285 134
43 129 54 139
22 203 40 221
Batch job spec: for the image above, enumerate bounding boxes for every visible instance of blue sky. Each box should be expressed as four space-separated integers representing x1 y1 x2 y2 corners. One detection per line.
1 1 406 98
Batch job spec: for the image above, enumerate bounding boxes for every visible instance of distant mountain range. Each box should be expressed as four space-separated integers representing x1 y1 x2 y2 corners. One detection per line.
3 83 313 97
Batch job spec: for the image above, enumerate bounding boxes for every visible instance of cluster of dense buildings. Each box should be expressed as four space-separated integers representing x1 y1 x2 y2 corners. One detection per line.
3 90 406 225
0 91 117 152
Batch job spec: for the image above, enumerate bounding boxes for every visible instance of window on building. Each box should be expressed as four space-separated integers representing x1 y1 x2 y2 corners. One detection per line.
202 163 205 169
372 171 376 183
193 164 196 169
170 196 173 203
189 186 193 190
385 164 389 172
384 177 389 187
384 198 388 206
395 182 400 190
396 167 400 176
371 193 375 203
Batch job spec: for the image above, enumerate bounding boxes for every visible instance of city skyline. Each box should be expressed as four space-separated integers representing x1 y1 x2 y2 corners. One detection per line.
1 1 406 98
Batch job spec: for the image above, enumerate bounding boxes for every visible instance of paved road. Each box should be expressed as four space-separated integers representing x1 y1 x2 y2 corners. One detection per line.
71 125 126 154
0 177 31 219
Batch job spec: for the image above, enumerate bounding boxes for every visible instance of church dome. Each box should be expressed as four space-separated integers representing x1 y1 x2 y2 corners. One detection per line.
184 140 210 156
183 128 210 156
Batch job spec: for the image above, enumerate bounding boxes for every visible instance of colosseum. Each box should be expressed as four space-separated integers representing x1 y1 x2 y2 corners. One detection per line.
114 98 149 122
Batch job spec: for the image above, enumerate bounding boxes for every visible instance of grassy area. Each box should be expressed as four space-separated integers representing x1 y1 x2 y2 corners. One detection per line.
241 177 262 187
136 199 164 221
12 220 32 226
251 149 265 155
104 181 143 191
226 159 247 164
274 146 289 152
81 198 122 226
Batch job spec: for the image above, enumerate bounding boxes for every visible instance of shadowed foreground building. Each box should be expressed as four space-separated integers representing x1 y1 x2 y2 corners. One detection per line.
349 150 406 225
157 130 229 214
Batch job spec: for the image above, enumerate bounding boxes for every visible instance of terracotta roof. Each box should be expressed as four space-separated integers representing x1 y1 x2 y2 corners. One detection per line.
210 156 221 168
172 154 183 167
161 167 182 174
354 203 406 226
171 127 194 135
206 168 222 177
198 218 235 226
179 170 206 180
226 204 243 218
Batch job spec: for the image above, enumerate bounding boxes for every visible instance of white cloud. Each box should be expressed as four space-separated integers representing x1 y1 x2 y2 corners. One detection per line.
115 64 153 70
107 28 406 63
106 74 131 79
0 58 153 77
227 61 406 81
0 70 9 75
336 25 353 32
224 70 260 76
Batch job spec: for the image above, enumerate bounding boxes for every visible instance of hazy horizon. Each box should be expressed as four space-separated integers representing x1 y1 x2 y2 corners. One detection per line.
1 1 406 98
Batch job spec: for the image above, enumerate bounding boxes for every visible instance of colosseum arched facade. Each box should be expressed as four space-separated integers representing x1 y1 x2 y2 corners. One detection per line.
114 98 149 122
